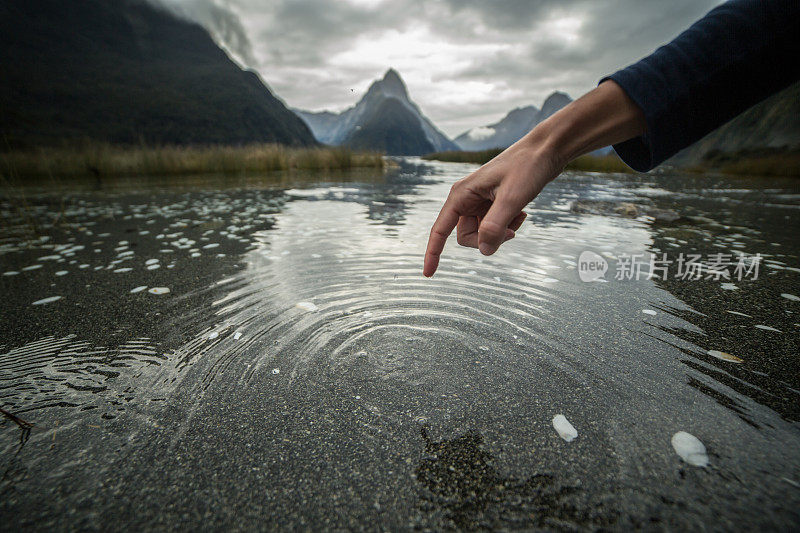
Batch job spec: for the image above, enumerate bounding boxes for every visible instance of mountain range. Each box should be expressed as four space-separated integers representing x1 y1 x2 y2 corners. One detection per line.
454 92 573 151
0 0 315 148
295 69 459 156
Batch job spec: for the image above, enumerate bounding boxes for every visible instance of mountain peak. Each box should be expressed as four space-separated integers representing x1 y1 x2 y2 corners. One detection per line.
373 68 408 100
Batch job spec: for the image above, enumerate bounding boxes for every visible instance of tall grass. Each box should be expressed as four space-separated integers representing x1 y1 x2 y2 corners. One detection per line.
0 143 385 179
421 149 503 164
688 147 800 177
423 150 635 173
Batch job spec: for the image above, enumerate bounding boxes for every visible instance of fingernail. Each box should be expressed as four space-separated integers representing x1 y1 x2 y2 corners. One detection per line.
479 243 496 256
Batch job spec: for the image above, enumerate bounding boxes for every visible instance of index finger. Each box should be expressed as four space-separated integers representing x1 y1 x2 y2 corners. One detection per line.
423 199 460 277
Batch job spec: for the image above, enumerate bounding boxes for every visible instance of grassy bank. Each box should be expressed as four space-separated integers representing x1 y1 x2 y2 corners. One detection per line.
0 143 385 179
423 150 634 173
424 147 800 177
687 147 800 177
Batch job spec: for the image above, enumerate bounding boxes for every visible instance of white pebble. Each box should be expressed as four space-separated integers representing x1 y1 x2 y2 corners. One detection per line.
32 295 62 306
720 283 738 290
3 271 20 276
542 277 558 283
552 414 578 442
55 270 68 276
671 431 708 467
22 264 43 271
707 349 743 363
272 368 280 375
781 293 800 302
642 309 657 316
208 331 219 340
114 267 133 273
130 286 147 293
148 287 170 295
147 264 160 270
145 259 160 265
296 301 319 312
203 243 219 249
233 331 242 340
755 325 782 333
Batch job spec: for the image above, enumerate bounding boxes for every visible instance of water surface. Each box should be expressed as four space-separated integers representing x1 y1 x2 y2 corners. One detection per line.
1 160 798 530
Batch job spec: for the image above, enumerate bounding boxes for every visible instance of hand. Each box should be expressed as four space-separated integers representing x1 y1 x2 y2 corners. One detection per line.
423 139 563 277
422 81 646 278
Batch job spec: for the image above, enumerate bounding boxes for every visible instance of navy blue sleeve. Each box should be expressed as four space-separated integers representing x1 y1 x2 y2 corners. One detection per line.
602 0 800 172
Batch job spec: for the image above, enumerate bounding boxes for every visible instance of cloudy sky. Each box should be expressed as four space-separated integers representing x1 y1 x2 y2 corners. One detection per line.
163 0 722 137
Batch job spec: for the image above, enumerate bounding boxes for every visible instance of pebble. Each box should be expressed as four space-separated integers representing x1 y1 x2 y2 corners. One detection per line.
55 270 68 276
272 368 280 375
148 287 170 295
296 301 319 312
671 431 708 467
32 296 62 306
755 325 782 333
707 349 743 363
130 286 148 293
552 414 578 442
642 309 657 316
781 293 800 302
720 283 738 290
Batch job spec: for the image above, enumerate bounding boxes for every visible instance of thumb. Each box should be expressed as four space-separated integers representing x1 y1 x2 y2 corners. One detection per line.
478 190 526 256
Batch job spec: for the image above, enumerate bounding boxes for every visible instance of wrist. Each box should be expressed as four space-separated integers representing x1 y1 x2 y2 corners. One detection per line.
519 81 646 169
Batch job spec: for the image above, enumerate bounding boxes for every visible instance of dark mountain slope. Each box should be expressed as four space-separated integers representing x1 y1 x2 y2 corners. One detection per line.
343 98 435 156
670 81 800 164
0 0 315 148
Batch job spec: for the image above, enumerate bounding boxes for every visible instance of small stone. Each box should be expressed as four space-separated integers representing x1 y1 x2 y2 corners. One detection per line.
671 431 708 467
32 295 62 305
707 349 743 363
296 301 319 312
552 414 578 442
148 287 170 295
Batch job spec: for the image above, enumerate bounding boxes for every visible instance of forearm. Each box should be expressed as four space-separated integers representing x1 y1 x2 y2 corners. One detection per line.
605 0 800 171
516 80 646 169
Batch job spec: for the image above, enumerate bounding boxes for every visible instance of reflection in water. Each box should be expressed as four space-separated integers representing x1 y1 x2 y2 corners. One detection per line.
415 427 612 530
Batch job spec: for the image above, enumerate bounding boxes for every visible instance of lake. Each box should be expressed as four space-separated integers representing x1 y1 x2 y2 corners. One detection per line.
1 159 799 529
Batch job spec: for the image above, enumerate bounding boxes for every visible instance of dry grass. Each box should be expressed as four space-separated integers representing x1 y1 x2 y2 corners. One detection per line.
565 154 634 173
423 149 635 173
688 149 800 178
0 143 385 179
421 149 504 164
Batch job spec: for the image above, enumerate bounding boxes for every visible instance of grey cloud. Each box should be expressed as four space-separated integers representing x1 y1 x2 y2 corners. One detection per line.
155 0 725 136
156 0 257 66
